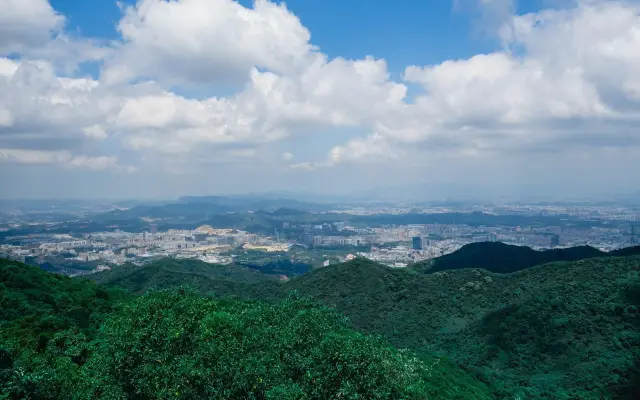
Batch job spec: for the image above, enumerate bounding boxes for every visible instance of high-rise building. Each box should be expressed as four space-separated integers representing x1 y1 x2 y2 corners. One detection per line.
303 233 315 245
550 234 560 247
412 236 423 250
488 232 498 242
150 224 158 234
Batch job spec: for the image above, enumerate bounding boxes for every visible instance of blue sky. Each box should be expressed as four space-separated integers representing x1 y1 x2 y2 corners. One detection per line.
50 0 555 81
52 0 490 63
1 0 640 199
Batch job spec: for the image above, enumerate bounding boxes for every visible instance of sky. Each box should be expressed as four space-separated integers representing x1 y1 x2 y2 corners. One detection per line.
1 0 639 200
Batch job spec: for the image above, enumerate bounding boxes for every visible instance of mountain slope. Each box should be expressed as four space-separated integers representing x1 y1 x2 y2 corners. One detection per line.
0 259 496 400
79 254 640 398
610 245 640 257
411 242 639 274
0 258 127 345
89 258 280 296
261 256 640 399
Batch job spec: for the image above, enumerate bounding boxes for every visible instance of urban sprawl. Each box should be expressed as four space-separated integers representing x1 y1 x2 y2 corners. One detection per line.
2 204 637 275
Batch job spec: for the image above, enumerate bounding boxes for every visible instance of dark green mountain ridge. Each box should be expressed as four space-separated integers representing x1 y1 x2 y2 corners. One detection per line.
411 241 640 274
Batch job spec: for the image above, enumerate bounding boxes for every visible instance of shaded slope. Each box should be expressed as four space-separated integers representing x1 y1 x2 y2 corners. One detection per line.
264 256 640 399
610 245 640 257
89 258 280 297
411 242 630 274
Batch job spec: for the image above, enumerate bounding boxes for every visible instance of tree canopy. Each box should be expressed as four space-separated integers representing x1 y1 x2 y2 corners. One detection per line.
0 259 495 399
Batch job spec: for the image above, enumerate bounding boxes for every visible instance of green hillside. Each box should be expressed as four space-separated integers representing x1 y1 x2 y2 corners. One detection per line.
0 258 128 346
89 258 281 297
411 242 640 274
265 256 640 399
0 258 496 399
90 254 640 398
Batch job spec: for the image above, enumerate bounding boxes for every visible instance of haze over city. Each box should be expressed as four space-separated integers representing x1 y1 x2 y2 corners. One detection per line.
2 0 640 199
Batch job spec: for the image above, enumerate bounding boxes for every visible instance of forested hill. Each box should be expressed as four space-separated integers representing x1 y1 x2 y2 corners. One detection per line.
0 258 495 399
88 258 280 296
90 254 640 398
13 256 640 400
411 242 640 274
259 256 640 399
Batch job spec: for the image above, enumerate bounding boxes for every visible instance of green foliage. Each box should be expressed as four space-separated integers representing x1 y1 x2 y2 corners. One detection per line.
0 258 127 347
7 251 640 399
90 253 640 398
80 290 442 399
89 258 280 296
246 256 640 399
1 259 495 399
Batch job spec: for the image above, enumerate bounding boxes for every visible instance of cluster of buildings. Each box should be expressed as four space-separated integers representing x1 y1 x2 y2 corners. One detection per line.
1 212 636 273
331 204 640 222
0 225 291 271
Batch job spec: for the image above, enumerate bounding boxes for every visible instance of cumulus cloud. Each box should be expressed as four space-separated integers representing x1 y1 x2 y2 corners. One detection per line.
0 58 117 149
0 0 64 53
0 0 108 73
1 0 640 196
297 0 640 165
102 0 314 85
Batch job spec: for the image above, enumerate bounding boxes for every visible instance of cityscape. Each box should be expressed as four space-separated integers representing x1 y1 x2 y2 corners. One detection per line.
1 199 637 275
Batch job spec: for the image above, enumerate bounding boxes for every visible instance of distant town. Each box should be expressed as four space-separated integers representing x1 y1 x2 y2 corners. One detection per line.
1 200 637 275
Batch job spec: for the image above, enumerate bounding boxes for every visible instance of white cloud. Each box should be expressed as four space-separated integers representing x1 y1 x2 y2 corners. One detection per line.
1 0 640 197
67 155 124 171
403 52 612 125
291 134 398 168
298 0 640 166
0 148 134 172
103 0 314 85
0 58 119 147
0 0 64 53
0 148 70 165
82 125 108 140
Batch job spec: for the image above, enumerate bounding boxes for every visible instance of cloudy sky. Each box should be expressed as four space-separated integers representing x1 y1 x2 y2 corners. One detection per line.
1 0 639 199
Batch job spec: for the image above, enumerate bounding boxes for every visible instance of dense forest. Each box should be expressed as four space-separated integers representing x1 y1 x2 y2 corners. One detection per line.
0 258 496 399
88 258 280 296
90 254 640 399
411 242 640 274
